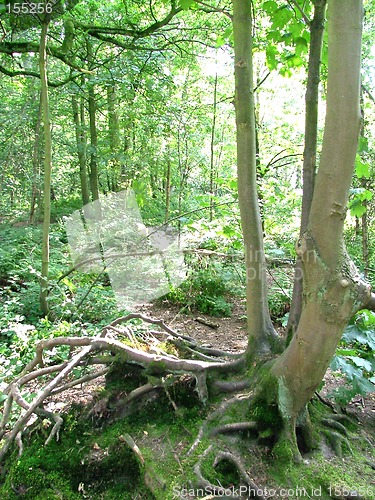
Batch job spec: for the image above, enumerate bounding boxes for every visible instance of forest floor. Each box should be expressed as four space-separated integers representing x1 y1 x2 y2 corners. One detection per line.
1 297 374 499
49 299 375 499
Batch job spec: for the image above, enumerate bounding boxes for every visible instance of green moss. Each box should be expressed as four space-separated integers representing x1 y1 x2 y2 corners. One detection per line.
249 366 282 435
272 437 296 462
268 451 375 500
0 405 150 499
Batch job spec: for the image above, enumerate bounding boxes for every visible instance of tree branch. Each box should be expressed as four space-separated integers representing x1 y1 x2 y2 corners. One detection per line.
0 41 93 74
194 0 233 20
287 0 311 26
362 84 375 104
0 64 81 87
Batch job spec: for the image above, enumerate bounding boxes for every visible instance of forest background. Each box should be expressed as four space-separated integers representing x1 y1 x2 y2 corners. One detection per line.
0 0 374 498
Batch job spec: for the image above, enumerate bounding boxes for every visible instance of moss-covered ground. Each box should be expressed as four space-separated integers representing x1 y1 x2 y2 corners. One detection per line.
0 369 374 500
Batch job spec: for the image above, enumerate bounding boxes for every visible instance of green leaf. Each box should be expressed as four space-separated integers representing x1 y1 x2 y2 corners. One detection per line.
222 225 236 238
271 7 293 30
347 356 373 372
262 1 278 13
216 36 225 48
343 324 375 349
266 45 278 70
355 154 370 178
358 136 369 153
227 179 238 191
349 201 367 218
179 0 195 9
353 376 375 395
330 356 360 380
295 36 308 56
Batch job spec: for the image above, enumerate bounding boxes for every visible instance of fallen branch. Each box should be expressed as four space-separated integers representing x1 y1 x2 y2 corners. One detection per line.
0 344 93 461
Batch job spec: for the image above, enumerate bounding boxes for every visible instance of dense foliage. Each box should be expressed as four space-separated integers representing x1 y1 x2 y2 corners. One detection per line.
0 1 374 496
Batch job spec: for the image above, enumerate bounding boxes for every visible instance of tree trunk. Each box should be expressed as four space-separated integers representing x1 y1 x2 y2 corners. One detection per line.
29 92 42 224
39 14 52 316
107 83 121 191
209 67 218 222
359 91 369 278
87 40 100 202
361 188 369 276
72 88 90 206
272 0 369 434
232 0 277 356
164 145 171 222
286 0 327 339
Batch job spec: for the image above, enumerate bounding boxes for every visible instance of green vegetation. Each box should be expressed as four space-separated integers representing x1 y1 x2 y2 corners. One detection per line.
0 0 374 497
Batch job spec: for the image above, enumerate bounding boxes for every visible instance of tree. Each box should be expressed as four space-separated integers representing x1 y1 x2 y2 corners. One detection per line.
1 0 375 494
39 11 53 316
232 0 278 355
72 76 90 206
271 0 372 457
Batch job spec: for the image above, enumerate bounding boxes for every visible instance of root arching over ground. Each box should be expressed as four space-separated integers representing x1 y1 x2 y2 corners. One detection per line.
0 313 372 498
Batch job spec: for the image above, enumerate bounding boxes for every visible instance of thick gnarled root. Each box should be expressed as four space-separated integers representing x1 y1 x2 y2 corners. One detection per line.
0 313 241 462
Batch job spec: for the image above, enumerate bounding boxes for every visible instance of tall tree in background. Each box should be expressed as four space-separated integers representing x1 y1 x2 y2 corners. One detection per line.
72 77 90 206
87 39 100 202
39 10 53 316
29 92 43 223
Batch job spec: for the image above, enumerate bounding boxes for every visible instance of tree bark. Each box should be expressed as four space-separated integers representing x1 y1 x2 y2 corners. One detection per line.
209 66 218 222
286 0 327 338
72 87 90 207
232 0 277 356
164 145 171 222
39 14 52 316
107 82 121 191
272 0 368 422
29 92 42 224
87 39 100 202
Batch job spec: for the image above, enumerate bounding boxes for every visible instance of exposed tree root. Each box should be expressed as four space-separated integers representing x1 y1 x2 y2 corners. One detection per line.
0 314 242 462
322 429 353 458
209 421 258 437
187 392 254 456
192 444 265 499
0 312 362 498
320 413 355 458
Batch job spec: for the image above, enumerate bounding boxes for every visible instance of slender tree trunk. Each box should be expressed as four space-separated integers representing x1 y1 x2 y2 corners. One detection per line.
29 93 42 224
209 68 218 222
165 145 171 222
107 83 121 191
272 0 368 435
361 192 369 277
286 0 327 339
39 14 52 316
72 89 90 206
87 40 100 202
359 91 369 277
232 0 277 356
